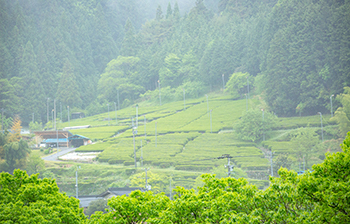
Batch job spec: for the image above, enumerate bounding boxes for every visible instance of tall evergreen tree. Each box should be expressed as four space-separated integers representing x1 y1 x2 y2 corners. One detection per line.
173 2 180 21
166 3 173 19
120 19 137 56
19 41 45 124
56 59 82 108
156 5 163 21
0 42 13 79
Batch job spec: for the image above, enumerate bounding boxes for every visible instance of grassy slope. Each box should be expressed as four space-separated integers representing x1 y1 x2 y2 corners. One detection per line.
46 95 339 196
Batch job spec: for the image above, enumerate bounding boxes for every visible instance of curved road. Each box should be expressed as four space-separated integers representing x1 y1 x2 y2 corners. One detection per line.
43 147 76 161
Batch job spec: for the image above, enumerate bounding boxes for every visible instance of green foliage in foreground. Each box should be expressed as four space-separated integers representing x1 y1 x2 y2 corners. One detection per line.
2 135 349 223
88 133 350 223
0 170 85 223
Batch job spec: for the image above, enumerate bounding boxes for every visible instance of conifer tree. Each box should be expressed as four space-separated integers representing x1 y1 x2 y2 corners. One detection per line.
0 42 13 79
120 19 137 56
173 2 180 21
156 5 163 21
19 41 45 124
166 3 173 19
56 59 82 108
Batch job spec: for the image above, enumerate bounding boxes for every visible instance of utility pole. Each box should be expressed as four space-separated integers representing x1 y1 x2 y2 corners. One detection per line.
217 154 234 177
47 98 49 123
269 150 274 177
318 112 324 141
205 94 209 117
183 88 186 110
155 122 157 147
54 99 56 130
158 80 161 106
60 102 62 123
144 168 151 191
51 110 54 129
75 166 81 199
210 109 212 133
114 102 118 125
56 125 59 157
1 108 4 133
222 74 225 93
117 88 120 110
330 95 334 117
247 76 250 99
136 104 138 127
141 140 143 167
262 109 265 141
144 115 146 141
169 176 172 200
56 104 59 156
67 106 70 127
107 103 110 126
133 126 137 168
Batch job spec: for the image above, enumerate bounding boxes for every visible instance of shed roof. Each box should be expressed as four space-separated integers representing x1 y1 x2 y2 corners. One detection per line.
34 131 73 139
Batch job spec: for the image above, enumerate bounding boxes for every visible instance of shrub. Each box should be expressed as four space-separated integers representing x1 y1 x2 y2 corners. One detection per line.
234 108 276 142
175 165 213 172
108 159 125 164
125 168 136 175
123 161 135 166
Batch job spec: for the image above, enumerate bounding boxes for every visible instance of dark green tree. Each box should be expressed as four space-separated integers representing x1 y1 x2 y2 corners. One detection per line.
0 42 13 79
0 79 18 117
56 59 82 108
156 5 163 21
19 41 45 124
166 2 173 19
173 2 180 21
120 19 137 57
234 108 276 142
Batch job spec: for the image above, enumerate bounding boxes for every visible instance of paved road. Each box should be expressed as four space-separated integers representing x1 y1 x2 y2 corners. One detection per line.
43 147 76 161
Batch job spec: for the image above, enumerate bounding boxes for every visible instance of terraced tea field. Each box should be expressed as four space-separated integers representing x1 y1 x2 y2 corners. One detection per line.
52 94 337 195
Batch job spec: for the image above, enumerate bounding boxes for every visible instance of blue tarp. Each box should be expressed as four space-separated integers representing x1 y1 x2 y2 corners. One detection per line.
45 138 68 143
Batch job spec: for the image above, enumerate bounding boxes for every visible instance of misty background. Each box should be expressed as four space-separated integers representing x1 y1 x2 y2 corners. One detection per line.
0 0 349 125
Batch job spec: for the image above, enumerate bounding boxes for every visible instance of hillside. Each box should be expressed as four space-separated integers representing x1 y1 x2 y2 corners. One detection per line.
42 94 341 196
1 0 349 125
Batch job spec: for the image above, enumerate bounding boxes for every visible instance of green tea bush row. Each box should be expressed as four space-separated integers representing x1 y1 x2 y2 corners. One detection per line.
175 165 213 172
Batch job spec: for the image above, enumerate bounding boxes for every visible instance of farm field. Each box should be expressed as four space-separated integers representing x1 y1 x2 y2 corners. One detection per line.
47 94 339 196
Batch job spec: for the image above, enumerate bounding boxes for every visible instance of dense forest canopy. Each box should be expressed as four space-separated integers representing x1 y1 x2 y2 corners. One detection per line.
0 0 349 124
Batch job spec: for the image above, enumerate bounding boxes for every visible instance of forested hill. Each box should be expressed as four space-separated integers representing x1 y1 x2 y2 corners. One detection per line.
0 0 349 125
